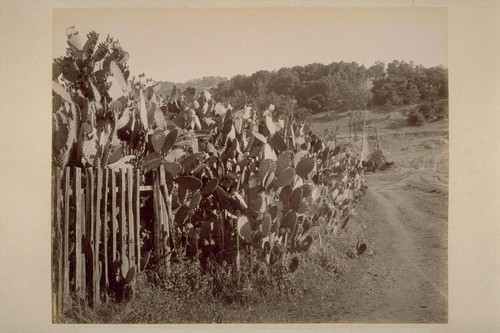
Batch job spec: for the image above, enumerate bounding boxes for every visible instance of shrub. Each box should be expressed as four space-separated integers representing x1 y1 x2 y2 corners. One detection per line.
407 109 425 126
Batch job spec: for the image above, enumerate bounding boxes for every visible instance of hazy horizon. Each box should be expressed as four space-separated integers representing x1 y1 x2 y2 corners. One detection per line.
53 7 447 83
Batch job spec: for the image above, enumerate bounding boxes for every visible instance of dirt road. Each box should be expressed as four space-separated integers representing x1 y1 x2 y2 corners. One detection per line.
300 120 449 323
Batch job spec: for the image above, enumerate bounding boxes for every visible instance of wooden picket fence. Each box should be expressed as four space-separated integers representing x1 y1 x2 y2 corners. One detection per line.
151 164 173 271
51 167 141 317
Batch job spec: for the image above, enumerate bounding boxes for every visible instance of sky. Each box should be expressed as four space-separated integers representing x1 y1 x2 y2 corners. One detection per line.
53 7 447 83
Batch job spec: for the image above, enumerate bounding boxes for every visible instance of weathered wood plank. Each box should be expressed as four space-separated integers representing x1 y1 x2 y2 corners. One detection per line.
134 170 141 270
94 168 103 305
127 169 135 269
51 169 57 322
74 168 82 302
81 191 86 302
63 167 70 308
120 169 127 267
152 171 160 267
86 168 95 306
103 169 109 290
111 170 117 263
158 165 169 261
55 168 62 317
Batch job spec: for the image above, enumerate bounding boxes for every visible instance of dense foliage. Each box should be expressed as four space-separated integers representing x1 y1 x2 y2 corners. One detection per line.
370 60 448 107
212 62 372 116
52 28 369 308
211 60 448 118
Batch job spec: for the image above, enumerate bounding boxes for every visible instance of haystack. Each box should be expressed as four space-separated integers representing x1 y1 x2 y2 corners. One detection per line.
368 149 390 169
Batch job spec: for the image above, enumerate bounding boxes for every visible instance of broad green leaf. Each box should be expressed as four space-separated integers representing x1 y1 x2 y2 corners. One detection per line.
237 215 252 243
289 187 303 212
252 131 267 144
162 128 179 154
265 115 276 135
141 153 163 171
151 129 166 153
261 213 272 236
274 167 295 188
296 157 315 178
175 176 203 191
189 192 202 210
124 266 136 284
234 192 248 209
263 143 277 161
52 81 72 104
201 178 218 195
109 61 129 93
175 205 191 228
163 161 182 175
283 211 297 231
106 145 122 165
268 133 287 152
107 155 135 169
276 151 293 175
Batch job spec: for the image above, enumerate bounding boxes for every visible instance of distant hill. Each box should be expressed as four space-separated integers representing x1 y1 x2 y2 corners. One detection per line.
153 76 227 96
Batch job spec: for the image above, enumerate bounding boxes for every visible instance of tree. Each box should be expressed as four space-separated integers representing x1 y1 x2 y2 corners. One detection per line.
403 83 420 104
368 61 385 79
272 68 299 96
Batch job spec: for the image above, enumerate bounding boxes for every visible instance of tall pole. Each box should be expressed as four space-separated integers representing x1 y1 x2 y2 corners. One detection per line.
360 106 368 164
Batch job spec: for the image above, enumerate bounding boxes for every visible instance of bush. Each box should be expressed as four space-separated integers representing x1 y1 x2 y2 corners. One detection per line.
407 109 425 126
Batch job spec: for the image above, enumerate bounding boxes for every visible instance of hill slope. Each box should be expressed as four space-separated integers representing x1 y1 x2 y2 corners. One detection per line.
153 76 227 96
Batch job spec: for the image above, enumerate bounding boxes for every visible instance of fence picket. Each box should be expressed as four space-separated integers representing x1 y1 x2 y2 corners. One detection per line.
81 188 86 302
63 167 71 308
111 170 117 263
86 168 95 306
152 171 160 267
134 171 141 270
103 169 109 290
94 169 103 305
51 169 57 321
54 167 145 310
127 169 135 269
55 168 62 317
120 169 127 268
158 166 169 263
74 168 82 302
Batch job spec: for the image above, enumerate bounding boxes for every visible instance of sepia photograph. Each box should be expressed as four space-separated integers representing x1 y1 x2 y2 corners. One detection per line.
50 6 449 324
4 1 500 332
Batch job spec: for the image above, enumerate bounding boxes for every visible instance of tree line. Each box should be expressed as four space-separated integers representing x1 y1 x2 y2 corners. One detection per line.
211 60 448 120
